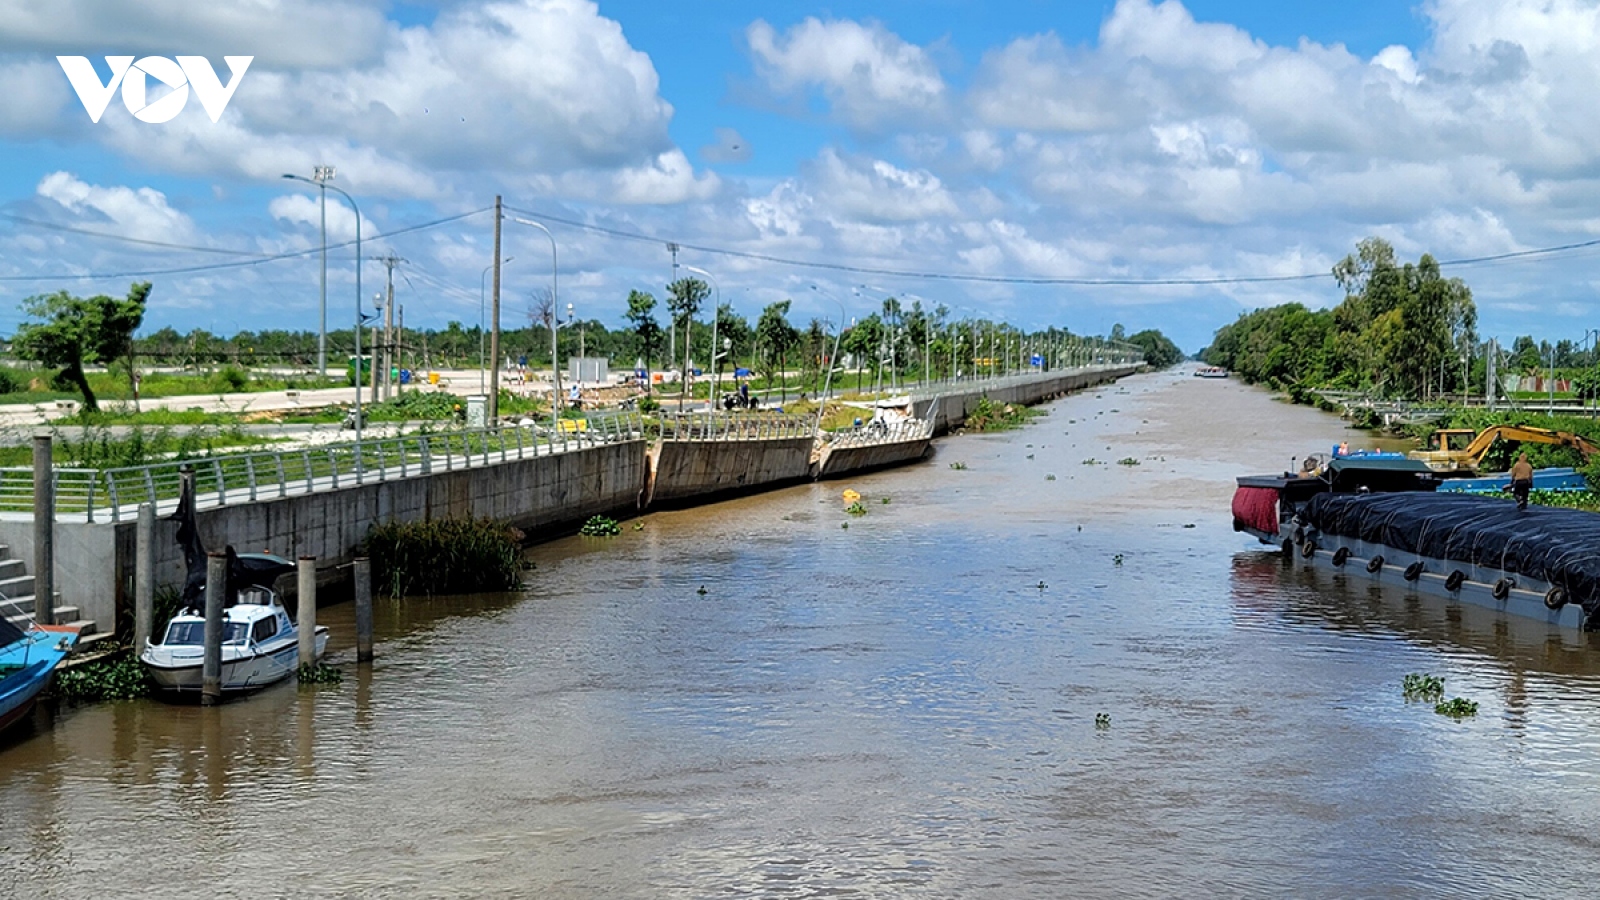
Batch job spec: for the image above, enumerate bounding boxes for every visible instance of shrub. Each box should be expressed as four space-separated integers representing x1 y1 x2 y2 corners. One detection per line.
366 517 525 598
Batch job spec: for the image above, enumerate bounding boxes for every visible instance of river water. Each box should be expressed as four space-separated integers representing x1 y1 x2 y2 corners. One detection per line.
5 370 1600 899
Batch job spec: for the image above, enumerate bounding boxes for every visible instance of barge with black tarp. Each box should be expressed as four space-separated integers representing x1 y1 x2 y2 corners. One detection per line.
1234 456 1598 631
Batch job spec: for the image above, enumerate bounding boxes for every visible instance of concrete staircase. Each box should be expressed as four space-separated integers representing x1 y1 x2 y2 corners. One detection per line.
0 543 114 651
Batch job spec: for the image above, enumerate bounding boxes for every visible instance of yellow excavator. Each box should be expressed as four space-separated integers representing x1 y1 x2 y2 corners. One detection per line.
1409 425 1600 474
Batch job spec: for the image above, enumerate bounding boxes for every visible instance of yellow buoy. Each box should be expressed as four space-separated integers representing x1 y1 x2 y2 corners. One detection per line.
842 489 861 503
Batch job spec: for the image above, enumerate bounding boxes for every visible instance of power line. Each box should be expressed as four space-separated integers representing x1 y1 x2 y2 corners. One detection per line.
0 213 276 257
504 203 1600 287
0 207 492 283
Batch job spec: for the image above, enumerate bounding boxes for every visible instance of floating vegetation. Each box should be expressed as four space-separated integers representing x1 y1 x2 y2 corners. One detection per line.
1113 554 1125 566
53 651 151 703
367 517 524 598
841 522 849 529
1037 580 1048 590
1403 673 1446 702
580 515 622 537
965 397 1043 432
1046 474 1057 481
880 496 891 505
696 585 708 595
949 461 968 470
1026 454 1035 460
633 521 645 531
845 501 868 516
1435 697 1480 719
1095 713 1111 729
1118 457 1140 466
297 663 343 685
1081 458 1099 466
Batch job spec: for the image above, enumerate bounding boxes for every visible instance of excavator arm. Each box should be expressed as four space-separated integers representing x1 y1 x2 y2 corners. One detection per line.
1412 424 1600 473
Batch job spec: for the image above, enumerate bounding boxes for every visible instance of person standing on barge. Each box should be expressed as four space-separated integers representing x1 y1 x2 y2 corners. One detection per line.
1510 451 1534 511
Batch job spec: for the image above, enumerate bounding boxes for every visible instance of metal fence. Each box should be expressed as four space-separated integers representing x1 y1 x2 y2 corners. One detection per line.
0 412 646 523
656 411 817 441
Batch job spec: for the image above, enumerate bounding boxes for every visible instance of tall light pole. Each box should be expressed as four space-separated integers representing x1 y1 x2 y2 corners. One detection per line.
286 166 333 376
509 217 558 428
810 285 847 431
684 265 720 411
480 257 512 394
283 170 362 448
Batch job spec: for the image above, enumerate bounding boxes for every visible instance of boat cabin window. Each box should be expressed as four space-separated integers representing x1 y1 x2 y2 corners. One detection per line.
162 621 249 646
251 616 279 644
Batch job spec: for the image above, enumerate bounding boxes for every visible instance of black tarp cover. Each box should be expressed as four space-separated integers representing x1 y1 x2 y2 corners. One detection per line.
1302 492 1600 608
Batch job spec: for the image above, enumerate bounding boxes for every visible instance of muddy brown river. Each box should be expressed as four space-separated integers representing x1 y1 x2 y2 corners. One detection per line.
5 370 1600 898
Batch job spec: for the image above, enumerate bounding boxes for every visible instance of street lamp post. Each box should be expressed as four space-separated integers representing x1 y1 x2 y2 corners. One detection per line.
480 257 512 394
509 217 559 428
684 265 720 412
810 285 848 431
286 166 333 376
283 170 363 451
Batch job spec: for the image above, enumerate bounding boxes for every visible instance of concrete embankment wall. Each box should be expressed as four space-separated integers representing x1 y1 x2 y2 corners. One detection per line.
0 365 1143 636
814 438 933 479
0 439 649 632
647 437 815 506
920 365 1139 434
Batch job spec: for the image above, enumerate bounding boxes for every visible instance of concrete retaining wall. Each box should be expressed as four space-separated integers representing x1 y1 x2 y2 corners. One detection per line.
814 438 932 479
917 365 1138 434
647 437 816 505
0 439 648 633
0 366 1144 637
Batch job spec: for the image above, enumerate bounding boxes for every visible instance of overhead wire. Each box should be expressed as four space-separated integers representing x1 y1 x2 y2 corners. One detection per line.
505 203 1600 287
0 207 493 282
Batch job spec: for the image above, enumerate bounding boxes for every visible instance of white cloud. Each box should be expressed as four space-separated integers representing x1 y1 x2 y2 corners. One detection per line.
267 192 373 243
0 0 388 67
808 148 959 222
22 0 710 204
36 171 196 242
747 17 947 129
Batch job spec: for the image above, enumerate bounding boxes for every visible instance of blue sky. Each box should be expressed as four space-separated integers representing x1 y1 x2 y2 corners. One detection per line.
2 0 1599 352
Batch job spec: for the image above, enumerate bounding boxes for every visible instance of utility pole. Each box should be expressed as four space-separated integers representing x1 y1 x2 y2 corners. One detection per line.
667 242 679 376
489 196 503 421
377 254 404 400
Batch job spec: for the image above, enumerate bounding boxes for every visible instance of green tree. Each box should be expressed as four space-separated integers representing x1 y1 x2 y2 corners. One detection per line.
1126 329 1185 368
666 278 709 378
624 290 663 391
14 282 150 412
755 301 800 400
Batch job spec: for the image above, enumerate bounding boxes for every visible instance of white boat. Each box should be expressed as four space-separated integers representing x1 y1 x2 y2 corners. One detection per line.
141 555 329 695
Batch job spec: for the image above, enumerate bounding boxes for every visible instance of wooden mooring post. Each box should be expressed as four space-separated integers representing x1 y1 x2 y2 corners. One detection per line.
202 551 227 706
135 503 155 651
353 557 374 663
32 434 53 626
297 556 317 668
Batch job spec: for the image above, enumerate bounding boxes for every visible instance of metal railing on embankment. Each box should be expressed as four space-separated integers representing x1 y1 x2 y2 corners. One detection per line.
0 411 646 523
656 411 816 441
822 401 938 450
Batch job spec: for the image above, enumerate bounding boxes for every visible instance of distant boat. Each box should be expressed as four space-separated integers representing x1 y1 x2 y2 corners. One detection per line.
0 616 79 737
1194 366 1229 378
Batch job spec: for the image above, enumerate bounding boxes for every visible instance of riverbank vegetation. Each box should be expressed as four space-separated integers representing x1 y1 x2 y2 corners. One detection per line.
1201 238 1476 402
963 397 1043 431
366 517 525 598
